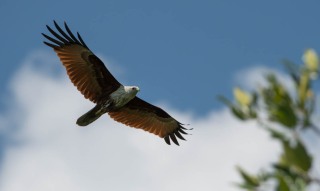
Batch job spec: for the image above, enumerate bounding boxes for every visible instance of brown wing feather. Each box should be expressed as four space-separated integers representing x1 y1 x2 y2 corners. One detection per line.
108 97 189 145
42 21 121 103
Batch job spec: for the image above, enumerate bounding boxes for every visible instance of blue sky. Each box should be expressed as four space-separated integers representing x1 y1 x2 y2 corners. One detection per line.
1 1 320 191
1 0 320 114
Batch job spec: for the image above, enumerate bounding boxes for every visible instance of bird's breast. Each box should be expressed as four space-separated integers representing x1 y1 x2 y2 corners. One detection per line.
109 86 136 108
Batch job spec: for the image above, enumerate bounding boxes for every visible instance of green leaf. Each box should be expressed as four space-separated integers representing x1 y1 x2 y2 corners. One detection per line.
217 96 248 120
248 109 257 119
280 140 312 172
236 167 260 188
276 175 290 191
268 128 312 174
295 178 307 191
269 104 297 128
282 59 300 85
267 128 287 141
273 164 310 183
217 95 233 108
261 74 297 128
268 128 312 177
231 107 247 120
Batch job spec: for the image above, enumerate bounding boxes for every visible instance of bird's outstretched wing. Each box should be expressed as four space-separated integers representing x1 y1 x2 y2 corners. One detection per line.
108 97 190 145
42 21 121 103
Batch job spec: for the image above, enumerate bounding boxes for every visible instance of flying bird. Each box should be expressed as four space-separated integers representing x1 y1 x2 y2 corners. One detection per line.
42 21 190 145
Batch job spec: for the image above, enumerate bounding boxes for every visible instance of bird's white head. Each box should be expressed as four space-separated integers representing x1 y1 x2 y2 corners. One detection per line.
124 86 140 96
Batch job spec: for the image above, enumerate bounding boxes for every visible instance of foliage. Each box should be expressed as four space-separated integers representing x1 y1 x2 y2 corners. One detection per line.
219 49 320 191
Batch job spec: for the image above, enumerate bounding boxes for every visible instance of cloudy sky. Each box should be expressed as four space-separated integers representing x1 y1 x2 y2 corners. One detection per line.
1 1 320 191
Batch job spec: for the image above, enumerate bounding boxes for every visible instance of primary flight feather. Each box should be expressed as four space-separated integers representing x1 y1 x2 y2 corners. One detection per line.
42 21 190 145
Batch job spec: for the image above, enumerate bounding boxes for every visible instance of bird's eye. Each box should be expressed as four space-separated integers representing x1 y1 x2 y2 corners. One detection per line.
132 87 136 90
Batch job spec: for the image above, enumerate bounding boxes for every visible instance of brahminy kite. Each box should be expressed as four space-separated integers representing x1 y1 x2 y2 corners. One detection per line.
42 21 190 145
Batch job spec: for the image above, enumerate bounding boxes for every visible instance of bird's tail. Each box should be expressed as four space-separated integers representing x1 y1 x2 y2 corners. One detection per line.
76 104 106 126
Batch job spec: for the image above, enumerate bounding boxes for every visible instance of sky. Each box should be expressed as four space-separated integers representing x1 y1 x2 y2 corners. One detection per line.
0 1 320 191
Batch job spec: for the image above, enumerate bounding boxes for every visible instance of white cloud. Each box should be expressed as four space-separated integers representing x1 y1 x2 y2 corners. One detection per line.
235 66 295 92
0 51 281 191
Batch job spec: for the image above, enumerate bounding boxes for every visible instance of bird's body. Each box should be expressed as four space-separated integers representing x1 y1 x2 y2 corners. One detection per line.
109 86 140 109
76 85 139 126
42 21 190 145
